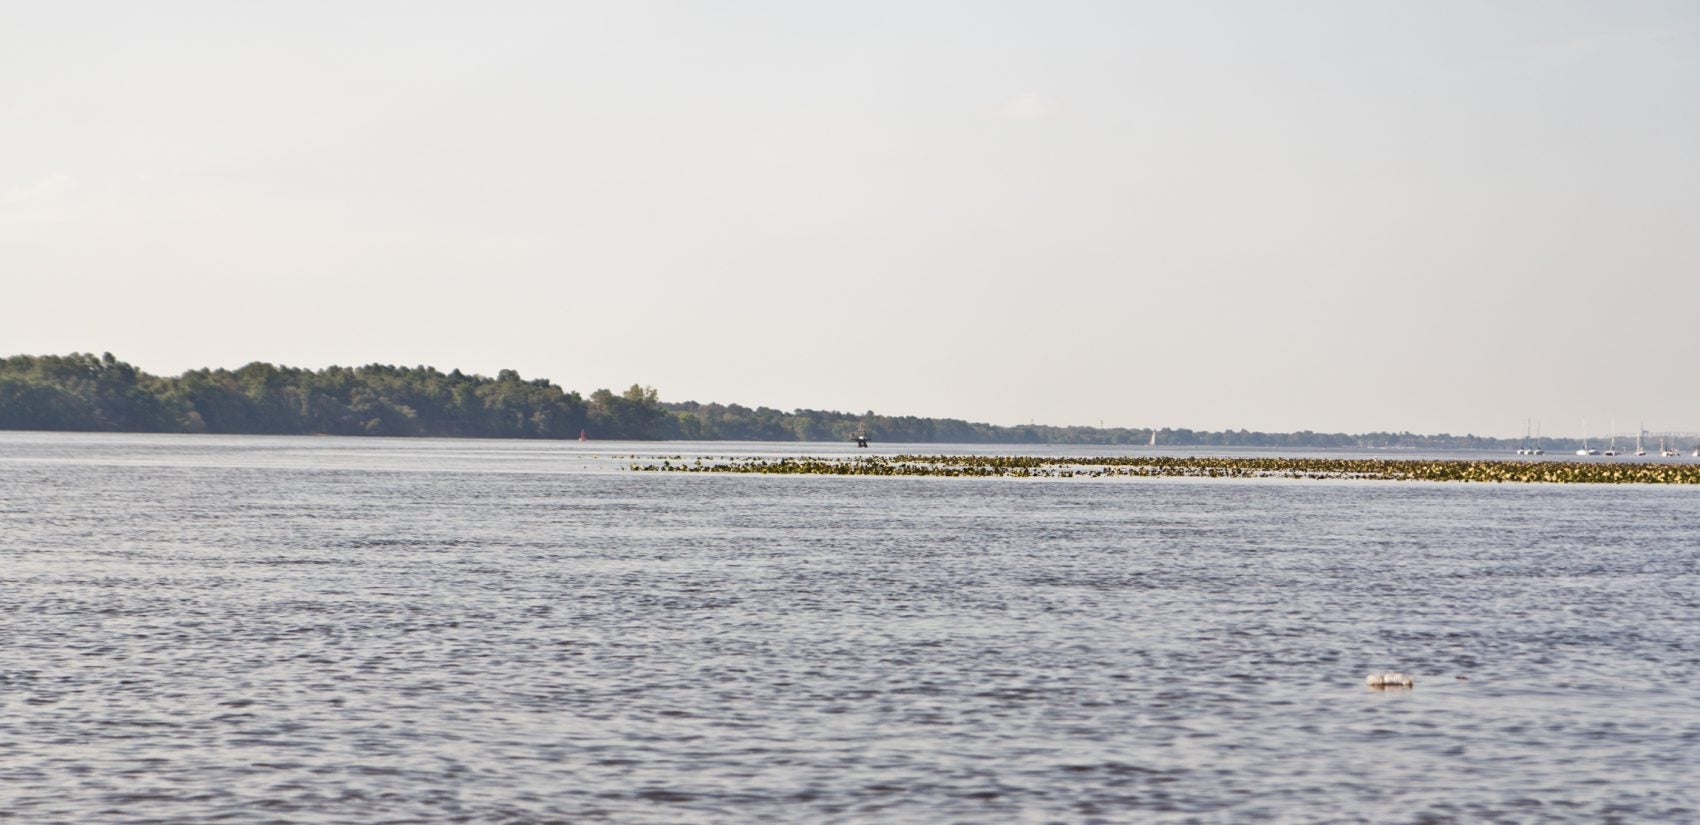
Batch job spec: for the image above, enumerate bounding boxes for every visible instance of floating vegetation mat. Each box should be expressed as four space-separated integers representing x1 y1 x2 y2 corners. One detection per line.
630 455 1700 484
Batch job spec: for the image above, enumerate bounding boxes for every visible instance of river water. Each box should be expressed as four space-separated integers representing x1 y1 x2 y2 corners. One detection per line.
2 432 1697 823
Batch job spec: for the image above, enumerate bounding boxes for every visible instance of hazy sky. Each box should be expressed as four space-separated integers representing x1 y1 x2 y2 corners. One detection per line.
4 2 1697 436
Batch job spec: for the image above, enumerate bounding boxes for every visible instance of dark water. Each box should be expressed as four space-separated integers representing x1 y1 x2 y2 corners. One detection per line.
3 433 1698 823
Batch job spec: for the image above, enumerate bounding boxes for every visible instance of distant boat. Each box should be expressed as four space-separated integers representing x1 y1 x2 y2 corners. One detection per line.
1577 420 1598 456
1635 426 1646 457
1516 418 1543 455
1603 419 1618 456
578 429 587 442
1661 438 1679 458
1149 429 1157 448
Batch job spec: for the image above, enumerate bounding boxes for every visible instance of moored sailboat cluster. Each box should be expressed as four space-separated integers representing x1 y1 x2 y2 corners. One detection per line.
1516 419 1544 455
1558 418 1696 459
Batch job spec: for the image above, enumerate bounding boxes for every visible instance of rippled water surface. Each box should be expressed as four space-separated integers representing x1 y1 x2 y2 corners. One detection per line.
3 433 1698 823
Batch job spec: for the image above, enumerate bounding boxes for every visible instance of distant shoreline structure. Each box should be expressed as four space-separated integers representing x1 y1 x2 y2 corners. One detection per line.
0 352 1676 451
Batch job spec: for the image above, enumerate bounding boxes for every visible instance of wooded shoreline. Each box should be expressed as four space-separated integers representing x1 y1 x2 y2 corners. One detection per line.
0 352 1573 449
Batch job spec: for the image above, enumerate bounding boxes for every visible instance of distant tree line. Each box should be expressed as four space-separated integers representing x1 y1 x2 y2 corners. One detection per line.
1 353 1546 449
0 353 658 439
661 400 1524 449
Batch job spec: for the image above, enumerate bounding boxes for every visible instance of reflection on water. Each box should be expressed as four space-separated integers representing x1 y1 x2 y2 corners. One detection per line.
2 432 1698 822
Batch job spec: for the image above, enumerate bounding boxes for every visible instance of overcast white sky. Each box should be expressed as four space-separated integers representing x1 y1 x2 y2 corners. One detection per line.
3 2 1697 436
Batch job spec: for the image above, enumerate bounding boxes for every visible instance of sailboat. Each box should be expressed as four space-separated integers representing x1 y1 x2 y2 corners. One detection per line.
1661 437 1679 458
1576 420 1599 456
1148 429 1157 448
1635 425 1647 457
1602 419 1618 456
1516 418 1544 455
